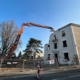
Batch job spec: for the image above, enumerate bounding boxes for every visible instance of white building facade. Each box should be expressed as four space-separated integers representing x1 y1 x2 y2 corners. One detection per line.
44 23 80 65
28 52 44 60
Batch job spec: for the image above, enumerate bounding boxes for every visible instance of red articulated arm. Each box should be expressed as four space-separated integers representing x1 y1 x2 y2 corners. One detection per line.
7 23 26 59
25 22 54 30
7 22 54 59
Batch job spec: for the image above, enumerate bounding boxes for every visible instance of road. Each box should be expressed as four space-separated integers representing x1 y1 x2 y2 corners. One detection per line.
0 69 80 80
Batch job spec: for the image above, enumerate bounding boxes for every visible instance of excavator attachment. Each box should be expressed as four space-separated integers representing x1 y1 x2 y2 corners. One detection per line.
1 22 55 59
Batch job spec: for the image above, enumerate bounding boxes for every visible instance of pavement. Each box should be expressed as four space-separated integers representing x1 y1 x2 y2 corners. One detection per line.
0 69 37 78
1 68 80 80
0 65 80 79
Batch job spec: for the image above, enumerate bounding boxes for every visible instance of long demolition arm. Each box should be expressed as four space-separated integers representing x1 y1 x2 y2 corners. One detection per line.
7 22 54 59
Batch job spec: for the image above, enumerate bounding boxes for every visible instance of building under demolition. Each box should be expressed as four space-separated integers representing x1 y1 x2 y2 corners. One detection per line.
44 23 80 65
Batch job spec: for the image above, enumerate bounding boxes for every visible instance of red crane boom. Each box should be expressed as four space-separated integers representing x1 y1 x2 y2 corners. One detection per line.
7 22 55 59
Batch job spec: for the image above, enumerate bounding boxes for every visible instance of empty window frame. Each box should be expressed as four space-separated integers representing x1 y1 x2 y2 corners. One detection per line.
31 56 33 59
54 43 57 49
48 54 50 60
47 45 50 50
62 31 66 37
27 56 29 59
64 53 69 61
63 40 67 47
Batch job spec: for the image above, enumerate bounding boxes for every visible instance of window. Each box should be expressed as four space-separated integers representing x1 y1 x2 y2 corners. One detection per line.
31 56 33 59
48 54 50 60
47 45 50 50
27 56 29 59
55 54 58 58
54 43 57 49
62 31 66 37
64 53 69 61
63 40 67 47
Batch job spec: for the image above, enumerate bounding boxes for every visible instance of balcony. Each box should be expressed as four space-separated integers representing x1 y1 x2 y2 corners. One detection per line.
52 39 58 42
52 35 58 42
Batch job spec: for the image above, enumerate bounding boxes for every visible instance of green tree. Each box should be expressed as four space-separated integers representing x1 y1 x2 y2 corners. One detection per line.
23 38 43 59
18 51 22 58
12 53 16 59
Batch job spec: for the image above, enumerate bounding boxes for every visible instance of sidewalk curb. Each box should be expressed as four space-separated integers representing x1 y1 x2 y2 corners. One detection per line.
0 73 32 78
0 66 80 78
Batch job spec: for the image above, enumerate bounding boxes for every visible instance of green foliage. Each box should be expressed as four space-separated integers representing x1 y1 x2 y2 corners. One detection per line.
12 53 16 59
23 38 43 58
18 51 22 58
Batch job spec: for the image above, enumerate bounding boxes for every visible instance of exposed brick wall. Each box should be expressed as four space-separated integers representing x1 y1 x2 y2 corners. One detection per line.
72 26 80 58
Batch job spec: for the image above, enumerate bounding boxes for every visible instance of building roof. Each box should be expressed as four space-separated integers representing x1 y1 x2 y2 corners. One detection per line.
58 23 80 31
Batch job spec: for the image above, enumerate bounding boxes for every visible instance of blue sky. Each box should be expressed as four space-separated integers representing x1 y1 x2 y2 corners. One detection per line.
0 0 80 55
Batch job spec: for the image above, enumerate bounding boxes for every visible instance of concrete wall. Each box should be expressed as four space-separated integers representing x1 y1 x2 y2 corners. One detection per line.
44 44 49 61
44 25 77 65
71 26 80 57
35 52 44 58
71 25 80 64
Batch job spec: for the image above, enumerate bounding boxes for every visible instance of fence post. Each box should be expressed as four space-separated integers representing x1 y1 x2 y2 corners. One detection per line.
0 59 3 68
22 59 26 72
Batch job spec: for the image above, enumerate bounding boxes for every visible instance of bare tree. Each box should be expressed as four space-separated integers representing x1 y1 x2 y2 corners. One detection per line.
0 21 22 56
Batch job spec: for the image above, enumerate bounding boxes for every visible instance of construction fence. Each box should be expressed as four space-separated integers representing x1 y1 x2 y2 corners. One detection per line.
0 59 52 69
